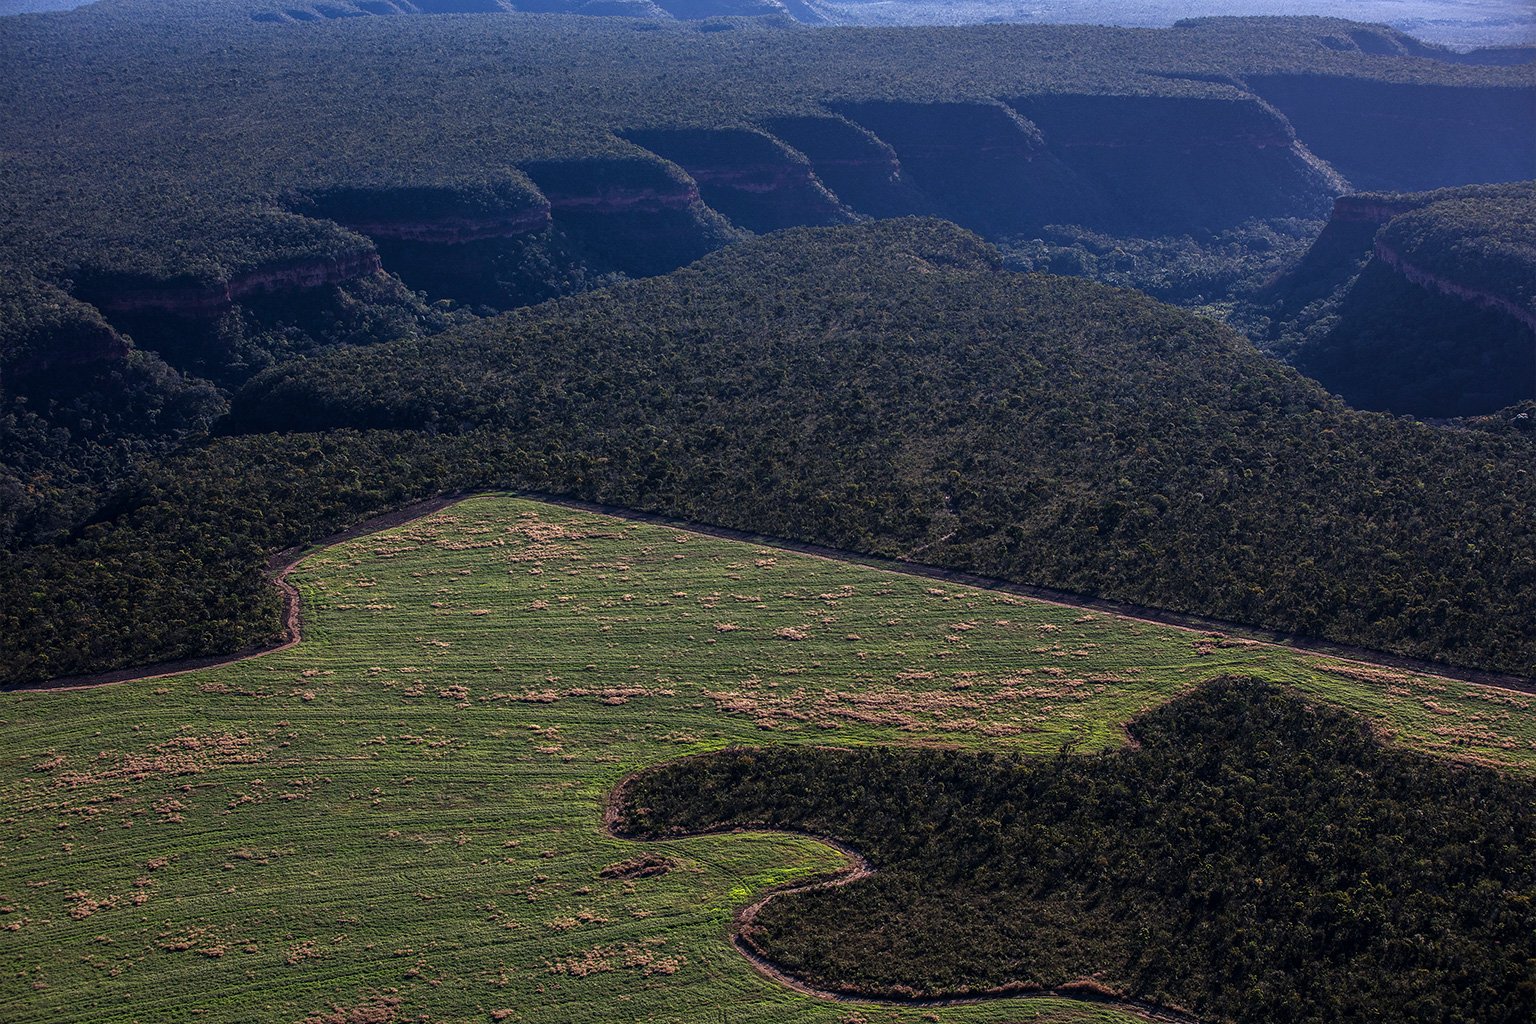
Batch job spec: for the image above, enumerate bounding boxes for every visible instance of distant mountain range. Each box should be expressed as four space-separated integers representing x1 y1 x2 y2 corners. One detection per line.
809 1 1536 50
4 0 1534 50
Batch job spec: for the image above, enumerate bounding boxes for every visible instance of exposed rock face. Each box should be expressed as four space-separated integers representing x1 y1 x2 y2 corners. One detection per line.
1256 187 1536 418
1245 76 1536 191
299 185 554 245
1255 195 1401 319
539 181 701 214
329 207 552 244
299 183 586 307
523 157 740 279
834 100 1108 235
85 250 385 318
1291 257 1536 417
0 280 130 380
762 114 928 219
14 319 128 376
1375 240 1536 336
1328 193 1433 225
1011 92 1341 231
623 128 853 233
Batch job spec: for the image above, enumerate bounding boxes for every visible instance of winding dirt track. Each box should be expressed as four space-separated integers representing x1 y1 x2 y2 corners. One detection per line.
10 488 1535 695
603 770 1206 1023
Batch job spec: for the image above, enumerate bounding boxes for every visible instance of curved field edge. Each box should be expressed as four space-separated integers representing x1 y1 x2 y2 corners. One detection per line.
601 775 1208 1023
608 684 1535 1021
1 494 1531 1023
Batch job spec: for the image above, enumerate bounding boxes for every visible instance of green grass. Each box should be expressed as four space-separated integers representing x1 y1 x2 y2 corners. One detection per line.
2 494 1531 1024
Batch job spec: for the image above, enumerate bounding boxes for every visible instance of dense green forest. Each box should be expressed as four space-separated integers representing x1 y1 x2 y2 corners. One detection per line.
614 678 1536 1023
225 221 1536 673
3 7 1534 1024
1243 182 1536 417
1 6 1528 495
0 279 227 550
6 220 1536 686
1 5 1533 687
0 6 1529 294
1000 217 1323 306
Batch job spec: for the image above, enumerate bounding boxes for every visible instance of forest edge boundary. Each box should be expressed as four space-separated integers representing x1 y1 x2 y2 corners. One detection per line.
8 489 1534 697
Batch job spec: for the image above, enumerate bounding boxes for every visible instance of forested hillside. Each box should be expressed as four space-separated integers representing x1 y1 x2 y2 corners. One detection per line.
1246 182 1536 417
1 6 1528 484
1 7 1530 319
2 5 1533 687
3 7 1533 1023
7 221 1536 686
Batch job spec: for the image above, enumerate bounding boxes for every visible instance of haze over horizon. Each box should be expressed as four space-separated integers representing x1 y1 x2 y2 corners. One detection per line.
2 0 1532 48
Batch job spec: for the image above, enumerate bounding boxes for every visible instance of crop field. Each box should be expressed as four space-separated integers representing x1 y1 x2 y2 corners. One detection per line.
2 494 1532 1024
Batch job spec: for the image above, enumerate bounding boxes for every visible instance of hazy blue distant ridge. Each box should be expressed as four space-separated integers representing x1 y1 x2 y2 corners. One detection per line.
5 0 1534 51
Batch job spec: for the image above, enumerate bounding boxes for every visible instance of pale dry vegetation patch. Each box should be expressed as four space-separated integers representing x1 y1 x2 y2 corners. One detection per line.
598 855 673 880
52 732 266 788
701 674 1112 735
481 684 676 706
547 939 684 978
299 994 402 1024
1316 662 1420 687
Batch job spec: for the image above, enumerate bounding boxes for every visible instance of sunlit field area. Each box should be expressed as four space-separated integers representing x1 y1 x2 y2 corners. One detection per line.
3 494 1531 1023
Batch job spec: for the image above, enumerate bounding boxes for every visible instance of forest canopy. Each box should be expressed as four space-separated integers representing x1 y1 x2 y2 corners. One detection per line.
614 678 1536 1023
7 220 1536 685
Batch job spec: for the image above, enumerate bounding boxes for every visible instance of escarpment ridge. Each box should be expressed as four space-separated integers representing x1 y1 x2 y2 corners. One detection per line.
1374 237 1536 336
80 250 387 317
1 9 1531 357
1249 181 1536 418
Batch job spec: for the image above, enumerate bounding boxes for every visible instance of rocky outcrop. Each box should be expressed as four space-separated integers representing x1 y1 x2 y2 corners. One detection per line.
1253 194 1409 320
1254 185 1536 418
13 318 128 376
1288 256 1536 417
1245 76 1536 191
299 184 553 245
1375 240 1536 336
83 250 384 319
761 114 928 219
623 128 852 234
1010 92 1341 231
1327 193 1433 225
322 208 551 244
523 156 739 279
297 182 585 307
833 100 1107 235
541 183 701 214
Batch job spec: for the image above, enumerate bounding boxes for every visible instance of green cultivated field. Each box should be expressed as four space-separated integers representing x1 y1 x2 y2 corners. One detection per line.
2 495 1532 1023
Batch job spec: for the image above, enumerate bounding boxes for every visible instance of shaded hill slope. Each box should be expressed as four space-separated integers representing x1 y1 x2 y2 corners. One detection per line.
1247 182 1536 417
0 9 1530 372
9 222 1536 687
228 221 1536 673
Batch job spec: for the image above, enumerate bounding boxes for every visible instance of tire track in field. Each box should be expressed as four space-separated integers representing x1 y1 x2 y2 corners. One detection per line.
10 492 1523 1017
527 492 1536 697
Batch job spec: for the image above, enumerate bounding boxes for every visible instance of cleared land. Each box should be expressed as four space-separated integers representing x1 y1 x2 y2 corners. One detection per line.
2 495 1532 1023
